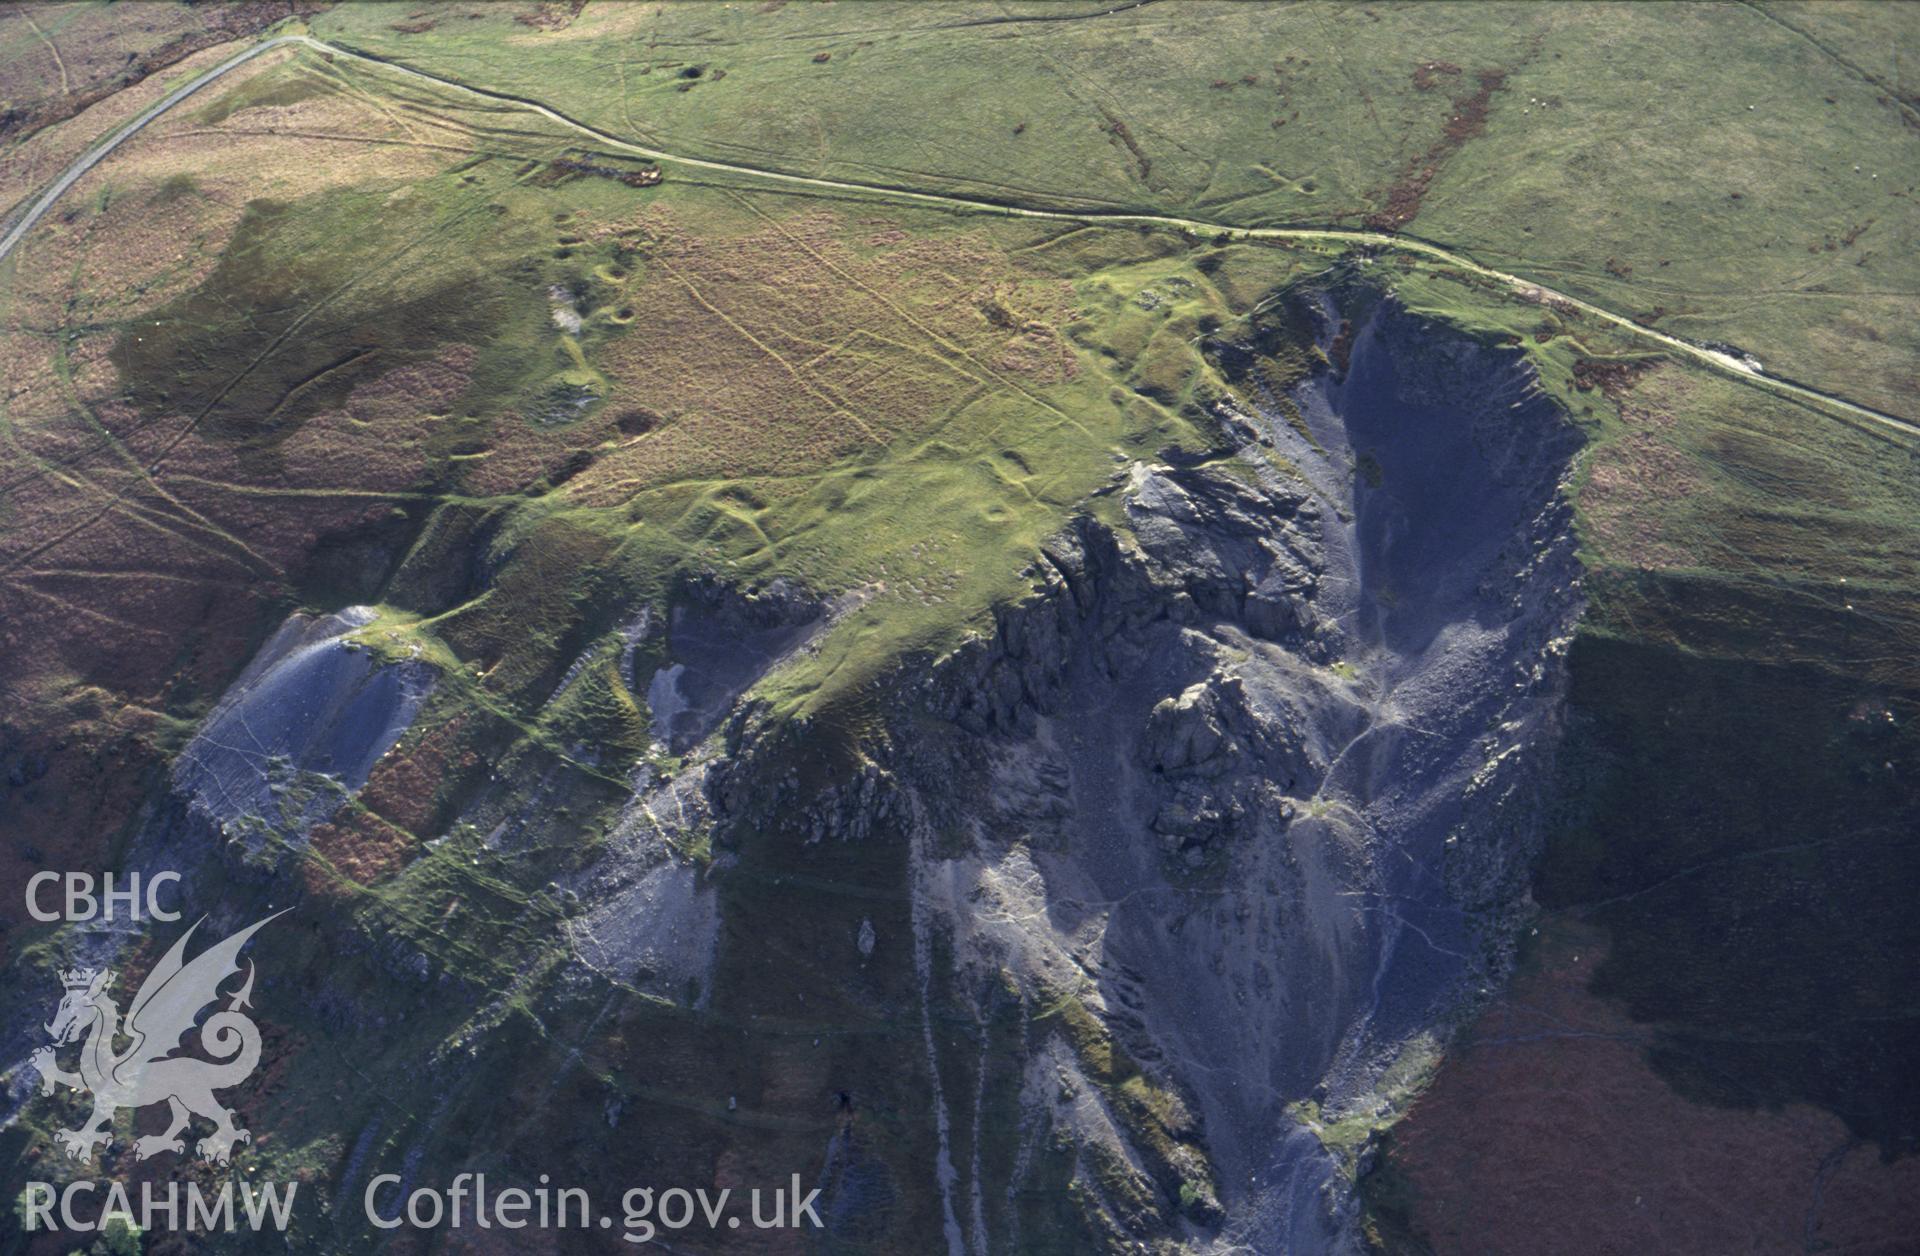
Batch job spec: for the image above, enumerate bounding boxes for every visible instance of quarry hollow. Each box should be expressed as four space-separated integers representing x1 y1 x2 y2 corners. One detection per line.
6 10 1918 1253
10 295 1588 1256
893 293 1586 1251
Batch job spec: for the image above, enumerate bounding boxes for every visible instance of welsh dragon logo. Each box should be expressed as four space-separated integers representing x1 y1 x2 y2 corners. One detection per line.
29 912 285 1164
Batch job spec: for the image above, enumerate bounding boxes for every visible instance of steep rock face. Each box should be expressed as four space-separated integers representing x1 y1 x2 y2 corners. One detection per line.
643 576 825 752
866 297 1584 1252
0 297 1582 1254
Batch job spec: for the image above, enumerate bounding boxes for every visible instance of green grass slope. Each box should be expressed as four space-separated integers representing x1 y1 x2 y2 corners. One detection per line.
311 0 1920 417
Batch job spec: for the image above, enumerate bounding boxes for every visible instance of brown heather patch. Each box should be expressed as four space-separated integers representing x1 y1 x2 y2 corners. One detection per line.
1570 355 1657 398
4 397 427 866
1376 919 1920 1255
1410 60 1462 92
996 322 1079 382
1 491 346 717
1100 108 1153 182
0 2 314 144
224 1017 305 1122
567 205 1081 507
1366 67 1508 232
456 406 619 499
358 713 477 838
0 413 280 712
240 387 438 484
0 698 164 964
1328 318 1356 377
0 336 65 423
1581 403 1702 571
307 809 419 891
513 1 588 33
343 344 477 423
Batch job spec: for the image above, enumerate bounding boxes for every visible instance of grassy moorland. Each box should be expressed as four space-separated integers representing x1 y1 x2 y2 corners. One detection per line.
309 0 1920 418
0 1 308 224
0 3 1916 1251
0 34 1342 730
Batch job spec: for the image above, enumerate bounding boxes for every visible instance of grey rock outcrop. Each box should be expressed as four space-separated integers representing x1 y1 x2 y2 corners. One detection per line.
171 606 435 850
873 294 1583 1253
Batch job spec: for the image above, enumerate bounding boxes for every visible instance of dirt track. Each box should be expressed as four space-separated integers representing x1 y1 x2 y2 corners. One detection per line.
4 30 1914 444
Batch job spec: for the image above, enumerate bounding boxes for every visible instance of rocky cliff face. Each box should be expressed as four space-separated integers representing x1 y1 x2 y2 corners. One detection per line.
0 293 1584 1255
724 294 1588 1251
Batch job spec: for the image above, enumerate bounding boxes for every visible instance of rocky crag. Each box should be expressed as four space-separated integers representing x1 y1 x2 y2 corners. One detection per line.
706 294 1586 1251
1 294 1585 1255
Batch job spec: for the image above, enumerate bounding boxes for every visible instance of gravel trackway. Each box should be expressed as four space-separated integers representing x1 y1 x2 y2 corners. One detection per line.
3 30 1914 444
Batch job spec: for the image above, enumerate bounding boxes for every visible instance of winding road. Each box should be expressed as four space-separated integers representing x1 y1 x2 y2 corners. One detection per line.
3 30 1914 442
0 36 302 262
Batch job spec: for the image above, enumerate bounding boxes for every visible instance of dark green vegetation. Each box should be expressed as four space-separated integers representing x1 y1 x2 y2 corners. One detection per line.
110 186 544 450
1543 620 1919 1150
1538 368 1920 1152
